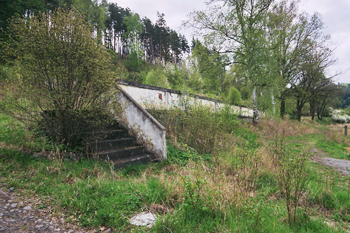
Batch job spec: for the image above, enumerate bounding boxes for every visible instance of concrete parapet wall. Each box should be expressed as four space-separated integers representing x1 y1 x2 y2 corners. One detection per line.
117 80 256 118
116 88 166 160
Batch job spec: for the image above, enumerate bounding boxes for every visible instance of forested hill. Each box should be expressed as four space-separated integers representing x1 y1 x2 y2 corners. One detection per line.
0 0 189 64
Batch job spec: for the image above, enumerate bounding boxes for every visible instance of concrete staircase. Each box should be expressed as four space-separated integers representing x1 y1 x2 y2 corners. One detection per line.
84 122 154 169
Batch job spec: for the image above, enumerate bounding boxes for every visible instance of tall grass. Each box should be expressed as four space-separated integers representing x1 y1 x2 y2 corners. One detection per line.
149 105 241 154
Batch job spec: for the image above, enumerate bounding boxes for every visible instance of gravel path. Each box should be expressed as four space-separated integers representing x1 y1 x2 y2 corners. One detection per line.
0 189 101 233
313 156 350 176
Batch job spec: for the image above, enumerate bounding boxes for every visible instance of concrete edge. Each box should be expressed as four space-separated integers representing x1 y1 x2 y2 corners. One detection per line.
117 86 166 131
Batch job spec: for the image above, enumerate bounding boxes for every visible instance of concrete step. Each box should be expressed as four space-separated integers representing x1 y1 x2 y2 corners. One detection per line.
81 121 124 132
88 138 135 151
95 146 146 161
113 154 153 169
81 118 155 169
83 129 129 140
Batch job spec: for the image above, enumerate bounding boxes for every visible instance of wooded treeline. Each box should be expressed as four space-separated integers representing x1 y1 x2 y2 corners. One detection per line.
0 0 189 64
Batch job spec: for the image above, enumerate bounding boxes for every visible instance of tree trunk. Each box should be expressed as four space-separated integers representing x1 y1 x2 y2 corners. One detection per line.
252 87 259 125
150 38 154 63
317 99 327 120
310 100 315 120
310 106 315 120
280 96 286 119
296 99 303 122
114 30 116 52
271 93 276 116
317 112 322 120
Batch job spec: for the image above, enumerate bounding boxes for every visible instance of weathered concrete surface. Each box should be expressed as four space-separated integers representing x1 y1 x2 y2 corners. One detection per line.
116 88 166 160
312 156 350 176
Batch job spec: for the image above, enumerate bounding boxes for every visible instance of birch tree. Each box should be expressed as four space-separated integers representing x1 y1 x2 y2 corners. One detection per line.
187 0 274 124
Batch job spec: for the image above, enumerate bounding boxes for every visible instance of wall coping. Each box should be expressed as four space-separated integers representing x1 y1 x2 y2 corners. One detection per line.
117 87 166 131
117 80 249 108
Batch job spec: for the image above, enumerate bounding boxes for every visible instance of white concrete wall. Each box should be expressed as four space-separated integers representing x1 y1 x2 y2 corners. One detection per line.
118 83 255 118
116 89 166 160
112 82 259 161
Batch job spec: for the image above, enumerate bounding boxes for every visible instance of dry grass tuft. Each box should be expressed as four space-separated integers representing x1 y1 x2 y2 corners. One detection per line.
150 203 172 214
323 128 350 146
256 118 318 139
46 165 62 175
151 146 275 211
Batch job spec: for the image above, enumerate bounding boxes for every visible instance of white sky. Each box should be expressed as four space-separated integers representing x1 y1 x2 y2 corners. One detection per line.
111 0 350 84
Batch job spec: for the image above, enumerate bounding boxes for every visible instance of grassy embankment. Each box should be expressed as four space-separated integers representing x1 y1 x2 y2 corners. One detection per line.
1 111 350 232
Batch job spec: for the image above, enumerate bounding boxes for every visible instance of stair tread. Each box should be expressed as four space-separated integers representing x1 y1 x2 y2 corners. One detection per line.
112 154 152 163
82 129 127 134
79 119 154 168
89 138 134 143
93 146 144 155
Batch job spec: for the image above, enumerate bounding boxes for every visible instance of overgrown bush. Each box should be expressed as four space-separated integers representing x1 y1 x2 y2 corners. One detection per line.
124 51 143 73
1 8 117 149
144 68 170 88
256 118 318 139
39 110 117 149
0 65 16 82
272 132 310 224
150 104 239 154
228 86 242 105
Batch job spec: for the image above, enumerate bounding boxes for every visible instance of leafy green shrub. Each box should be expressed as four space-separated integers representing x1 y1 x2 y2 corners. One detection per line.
124 51 143 72
228 86 242 105
167 143 211 166
272 133 311 224
0 65 16 82
315 117 333 125
144 68 170 88
180 175 209 211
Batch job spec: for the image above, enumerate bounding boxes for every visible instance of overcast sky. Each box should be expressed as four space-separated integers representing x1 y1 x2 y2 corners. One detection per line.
111 0 349 84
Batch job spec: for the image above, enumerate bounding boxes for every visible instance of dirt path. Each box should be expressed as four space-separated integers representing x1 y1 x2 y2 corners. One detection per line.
312 156 350 176
309 122 350 176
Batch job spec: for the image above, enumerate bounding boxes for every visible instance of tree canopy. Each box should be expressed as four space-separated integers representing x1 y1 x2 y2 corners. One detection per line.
187 0 340 122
